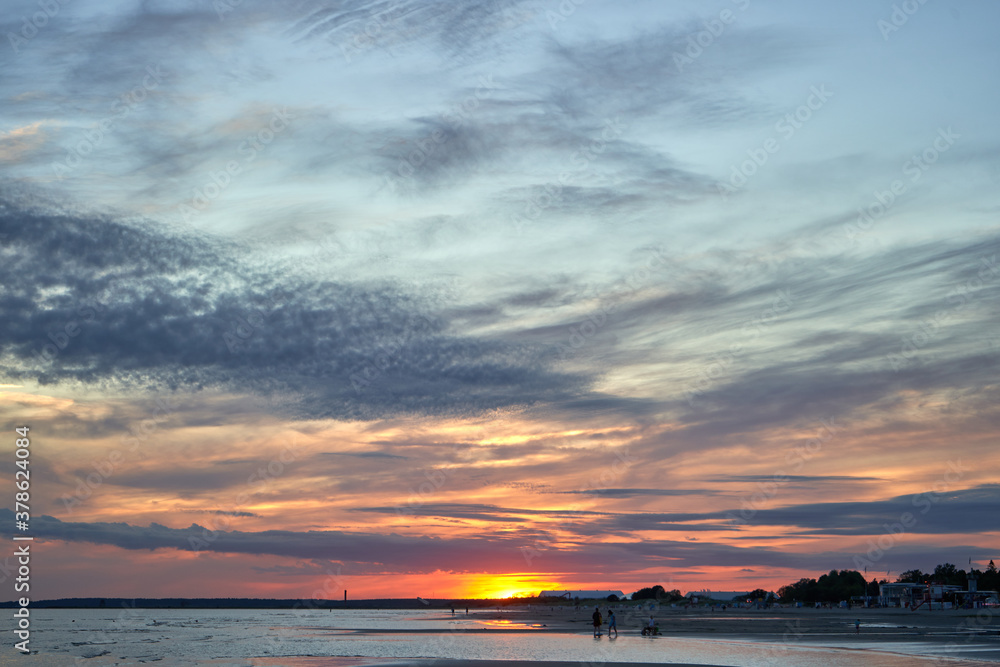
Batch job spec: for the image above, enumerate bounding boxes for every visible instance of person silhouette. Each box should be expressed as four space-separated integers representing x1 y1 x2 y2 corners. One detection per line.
592 607 602 637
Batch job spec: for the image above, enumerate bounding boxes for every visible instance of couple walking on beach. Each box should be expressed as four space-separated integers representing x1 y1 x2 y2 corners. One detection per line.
592 607 617 638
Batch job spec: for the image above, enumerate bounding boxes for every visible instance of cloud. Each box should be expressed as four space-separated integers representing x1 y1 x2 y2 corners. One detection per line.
708 475 884 483
556 488 718 498
0 191 618 421
184 510 261 518
0 122 46 162
744 485 1000 537
322 451 408 460
5 483 997 576
290 0 534 61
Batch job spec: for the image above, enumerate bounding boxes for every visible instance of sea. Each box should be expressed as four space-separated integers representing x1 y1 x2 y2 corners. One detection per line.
3 608 999 667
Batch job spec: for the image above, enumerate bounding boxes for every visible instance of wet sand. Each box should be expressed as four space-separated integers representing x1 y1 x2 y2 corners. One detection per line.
253 662 716 667
460 603 999 639
24 605 999 667
250 605 1000 666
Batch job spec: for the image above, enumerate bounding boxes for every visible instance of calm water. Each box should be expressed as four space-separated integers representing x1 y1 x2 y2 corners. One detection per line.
3 608 998 667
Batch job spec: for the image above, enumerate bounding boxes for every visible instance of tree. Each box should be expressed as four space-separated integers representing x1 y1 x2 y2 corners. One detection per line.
932 563 966 587
778 578 818 603
631 585 666 600
630 585 683 603
778 570 865 603
980 560 999 592
896 569 925 584
817 569 865 601
606 594 619 601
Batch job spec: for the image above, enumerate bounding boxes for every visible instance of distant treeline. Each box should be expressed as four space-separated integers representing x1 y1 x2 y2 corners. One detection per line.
776 561 1000 603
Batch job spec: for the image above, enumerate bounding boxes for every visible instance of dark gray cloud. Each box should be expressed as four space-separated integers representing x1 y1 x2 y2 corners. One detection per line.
183 510 260 518
0 191 612 420
556 488 719 498
322 451 408 460
353 502 610 521
738 485 1000 537
709 475 884 483
345 486 1000 544
7 506 992 577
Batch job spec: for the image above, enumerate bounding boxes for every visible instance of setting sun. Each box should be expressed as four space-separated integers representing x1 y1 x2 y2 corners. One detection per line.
465 575 560 599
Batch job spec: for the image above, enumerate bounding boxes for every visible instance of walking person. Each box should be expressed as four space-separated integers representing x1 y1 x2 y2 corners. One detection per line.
855 619 860 634
592 607 602 637
607 610 617 638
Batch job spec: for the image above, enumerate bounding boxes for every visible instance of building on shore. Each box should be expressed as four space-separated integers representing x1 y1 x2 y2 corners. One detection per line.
538 590 626 600
685 590 750 602
879 582 998 609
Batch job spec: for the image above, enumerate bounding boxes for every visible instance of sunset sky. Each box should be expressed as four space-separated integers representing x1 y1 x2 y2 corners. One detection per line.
1 0 999 601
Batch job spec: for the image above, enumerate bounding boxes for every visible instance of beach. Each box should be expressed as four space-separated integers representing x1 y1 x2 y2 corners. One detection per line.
460 602 1000 641
10 605 997 667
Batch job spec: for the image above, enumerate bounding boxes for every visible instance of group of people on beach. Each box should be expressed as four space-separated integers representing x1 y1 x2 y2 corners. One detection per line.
591 607 615 637
592 607 658 637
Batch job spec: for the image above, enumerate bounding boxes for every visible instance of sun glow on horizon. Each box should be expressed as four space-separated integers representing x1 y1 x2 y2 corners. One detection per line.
464 574 562 599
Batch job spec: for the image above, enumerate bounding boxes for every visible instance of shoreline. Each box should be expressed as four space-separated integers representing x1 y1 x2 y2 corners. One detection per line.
22 605 1000 667
449 605 1000 653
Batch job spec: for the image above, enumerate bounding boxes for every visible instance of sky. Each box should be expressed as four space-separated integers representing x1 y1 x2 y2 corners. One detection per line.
1 0 999 601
